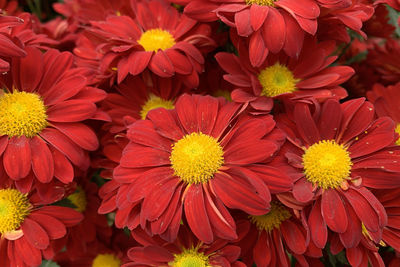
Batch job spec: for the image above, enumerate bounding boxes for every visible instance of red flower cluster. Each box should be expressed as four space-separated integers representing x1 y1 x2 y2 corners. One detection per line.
1 0 400 266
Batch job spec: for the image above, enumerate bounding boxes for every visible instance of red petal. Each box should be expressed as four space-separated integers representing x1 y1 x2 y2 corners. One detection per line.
28 213 66 239
197 95 219 135
37 206 83 227
308 200 327 248
165 49 193 75
249 30 268 67
321 189 348 233
14 237 42 266
276 0 319 19
281 220 307 254
250 5 269 32
51 122 99 151
224 140 278 164
129 51 152 76
235 8 253 37
147 108 183 141
211 172 268 215
348 117 396 158
43 76 86 106
342 187 380 233
47 100 96 122
203 185 237 240
50 146 74 183
292 178 314 203
175 94 198 133
262 8 285 53
296 74 340 89
3 136 31 180
0 136 7 156
318 99 342 140
30 137 54 183
15 47 43 92
127 120 172 151
293 102 320 145
339 203 362 248
184 184 214 243
120 144 170 168
21 217 49 249
40 128 86 168
149 50 175 77
142 177 180 221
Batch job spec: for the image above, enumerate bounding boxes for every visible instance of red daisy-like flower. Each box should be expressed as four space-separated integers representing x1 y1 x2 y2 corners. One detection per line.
275 97 400 250
0 186 83 267
0 46 106 188
82 0 215 86
175 0 372 65
112 94 292 243
124 226 246 266
235 200 320 267
216 37 353 113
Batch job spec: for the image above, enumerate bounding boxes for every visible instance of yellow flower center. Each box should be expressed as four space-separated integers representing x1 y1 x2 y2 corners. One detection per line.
0 91 48 138
170 132 224 184
302 140 352 189
170 248 210 267
92 253 121 267
246 0 276 6
138 28 176 52
0 189 31 235
395 124 400 146
249 201 291 232
67 186 87 213
140 94 175 120
258 63 299 97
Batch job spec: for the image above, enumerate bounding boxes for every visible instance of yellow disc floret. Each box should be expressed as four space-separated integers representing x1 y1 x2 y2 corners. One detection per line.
138 28 176 52
0 189 31 235
0 91 48 138
395 124 400 146
170 247 211 267
302 140 352 189
246 0 276 6
249 201 291 232
67 186 87 213
258 63 299 97
170 132 224 184
92 253 121 267
140 94 175 120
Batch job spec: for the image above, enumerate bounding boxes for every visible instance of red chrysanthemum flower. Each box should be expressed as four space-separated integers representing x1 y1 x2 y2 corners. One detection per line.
275 97 400 250
0 186 83 267
82 0 215 86
0 46 106 188
124 226 246 266
175 0 372 65
235 200 320 267
112 94 292 243
216 37 353 113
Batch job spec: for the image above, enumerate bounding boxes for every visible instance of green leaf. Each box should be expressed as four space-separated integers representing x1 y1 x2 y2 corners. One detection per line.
40 260 60 267
387 5 400 37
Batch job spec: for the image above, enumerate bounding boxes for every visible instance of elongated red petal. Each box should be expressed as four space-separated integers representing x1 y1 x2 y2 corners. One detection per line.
308 200 327 248
30 137 54 183
184 184 213 243
21 217 49 249
321 189 348 233
3 136 31 180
